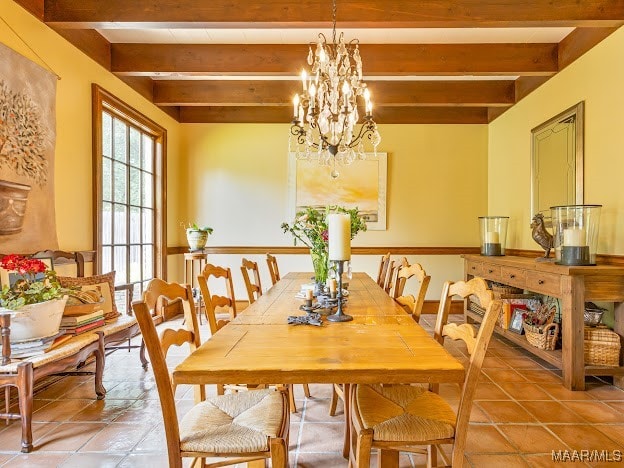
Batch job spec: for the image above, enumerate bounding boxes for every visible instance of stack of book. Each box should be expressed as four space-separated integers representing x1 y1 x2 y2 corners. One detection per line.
60 309 105 335
1 333 73 359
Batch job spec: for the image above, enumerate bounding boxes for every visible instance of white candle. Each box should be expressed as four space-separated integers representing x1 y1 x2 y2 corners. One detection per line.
293 94 299 119
563 228 587 246
305 289 313 300
329 278 337 293
301 70 307 91
328 213 351 261
485 231 500 244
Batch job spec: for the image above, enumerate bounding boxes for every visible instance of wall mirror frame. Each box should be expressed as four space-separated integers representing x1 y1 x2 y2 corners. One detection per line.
530 101 584 221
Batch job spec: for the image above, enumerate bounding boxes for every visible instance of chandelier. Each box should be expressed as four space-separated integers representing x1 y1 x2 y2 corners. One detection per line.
288 0 381 177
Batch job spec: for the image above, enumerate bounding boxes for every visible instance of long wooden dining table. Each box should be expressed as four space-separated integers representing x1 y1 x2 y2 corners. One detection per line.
173 272 465 467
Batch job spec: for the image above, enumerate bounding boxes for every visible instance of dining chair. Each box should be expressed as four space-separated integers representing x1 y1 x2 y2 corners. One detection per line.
266 253 281 285
132 300 290 468
375 252 391 287
392 261 431 323
197 263 237 336
241 257 262 304
383 257 405 294
348 277 501 468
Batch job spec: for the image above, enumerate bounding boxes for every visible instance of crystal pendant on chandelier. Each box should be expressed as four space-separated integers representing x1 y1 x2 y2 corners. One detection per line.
288 1 381 175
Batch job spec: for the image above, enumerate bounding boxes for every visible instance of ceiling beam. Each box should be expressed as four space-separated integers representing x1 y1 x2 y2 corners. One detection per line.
178 105 488 124
112 43 558 76
153 80 515 107
44 0 624 28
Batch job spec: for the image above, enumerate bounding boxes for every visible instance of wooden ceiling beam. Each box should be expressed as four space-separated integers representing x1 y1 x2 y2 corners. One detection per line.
177 105 488 124
112 43 558 76
153 79 515 107
43 0 624 28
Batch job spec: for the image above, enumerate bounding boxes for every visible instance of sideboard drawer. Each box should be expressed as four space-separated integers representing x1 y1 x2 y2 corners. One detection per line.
466 261 483 277
481 264 502 281
501 267 527 289
526 272 561 296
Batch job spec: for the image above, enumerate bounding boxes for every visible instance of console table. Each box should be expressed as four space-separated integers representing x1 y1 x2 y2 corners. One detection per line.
463 254 624 391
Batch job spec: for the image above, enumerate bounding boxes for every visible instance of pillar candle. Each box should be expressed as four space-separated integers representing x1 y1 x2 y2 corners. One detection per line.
329 278 337 293
563 228 587 246
328 213 351 261
485 231 500 244
305 289 313 300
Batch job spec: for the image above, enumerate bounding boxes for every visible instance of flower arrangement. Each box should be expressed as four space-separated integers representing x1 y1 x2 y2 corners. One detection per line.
281 206 367 283
0 255 65 310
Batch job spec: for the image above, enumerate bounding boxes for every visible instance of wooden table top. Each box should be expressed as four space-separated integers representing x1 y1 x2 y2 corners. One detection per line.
173 272 465 386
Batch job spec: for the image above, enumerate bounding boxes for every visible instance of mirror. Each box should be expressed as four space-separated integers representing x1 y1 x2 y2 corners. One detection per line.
531 102 584 220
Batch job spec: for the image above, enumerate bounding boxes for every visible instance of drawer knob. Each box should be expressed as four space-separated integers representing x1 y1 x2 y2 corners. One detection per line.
538 279 544 285
488 269 494 274
471 266 476 270
510 274 516 279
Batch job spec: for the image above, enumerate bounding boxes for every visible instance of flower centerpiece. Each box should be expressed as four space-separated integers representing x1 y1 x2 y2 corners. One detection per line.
0 255 69 342
281 206 367 285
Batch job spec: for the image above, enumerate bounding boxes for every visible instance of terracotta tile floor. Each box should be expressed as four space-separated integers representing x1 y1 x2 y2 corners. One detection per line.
1 314 624 467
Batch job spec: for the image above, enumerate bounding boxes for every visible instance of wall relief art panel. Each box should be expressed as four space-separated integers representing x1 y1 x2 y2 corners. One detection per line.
0 41 58 253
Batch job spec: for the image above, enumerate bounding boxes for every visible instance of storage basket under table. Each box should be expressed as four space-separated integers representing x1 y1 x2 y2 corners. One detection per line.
584 326 621 366
524 322 559 351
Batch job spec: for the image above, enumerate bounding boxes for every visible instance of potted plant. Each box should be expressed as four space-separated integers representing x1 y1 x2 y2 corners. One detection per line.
185 223 213 251
0 255 68 342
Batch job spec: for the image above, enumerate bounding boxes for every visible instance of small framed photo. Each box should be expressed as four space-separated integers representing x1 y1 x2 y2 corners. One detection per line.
509 308 525 334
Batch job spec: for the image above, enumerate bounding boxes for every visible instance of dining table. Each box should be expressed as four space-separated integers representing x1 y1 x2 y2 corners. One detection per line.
173 272 465 467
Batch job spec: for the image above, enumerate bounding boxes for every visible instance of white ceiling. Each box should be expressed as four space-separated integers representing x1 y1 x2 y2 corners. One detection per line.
99 27 574 45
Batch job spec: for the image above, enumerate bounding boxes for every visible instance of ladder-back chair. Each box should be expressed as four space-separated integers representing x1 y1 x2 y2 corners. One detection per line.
241 258 262 304
393 261 431 323
197 264 237 336
266 253 281 286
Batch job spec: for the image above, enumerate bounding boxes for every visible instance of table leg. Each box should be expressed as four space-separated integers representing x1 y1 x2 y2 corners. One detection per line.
342 383 351 459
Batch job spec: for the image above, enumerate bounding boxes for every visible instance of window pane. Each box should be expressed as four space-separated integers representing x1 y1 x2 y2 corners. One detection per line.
113 118 127 162
129 167 141 206
102 202 112 244
113 161 127 203
142 208 153 243
102 112 112 157
102 246 112 273
130 206 141 243
114 204 127 243
133 284 142 302
142 135 153 172
102 157 112 202
114 246 127 284
129 127 141 167
142 172 153 208
142 245 153 280
130 245 141 283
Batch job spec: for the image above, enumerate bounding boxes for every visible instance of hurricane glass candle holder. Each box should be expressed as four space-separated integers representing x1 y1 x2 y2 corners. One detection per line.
478 216 509 256
551 204 602 266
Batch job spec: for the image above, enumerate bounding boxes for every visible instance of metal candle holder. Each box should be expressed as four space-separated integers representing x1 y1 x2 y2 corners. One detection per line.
326 260 353 322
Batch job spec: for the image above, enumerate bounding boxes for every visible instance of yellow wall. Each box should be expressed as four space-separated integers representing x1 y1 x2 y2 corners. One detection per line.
0 0 184 261
180 123 488 297
489 27 624 254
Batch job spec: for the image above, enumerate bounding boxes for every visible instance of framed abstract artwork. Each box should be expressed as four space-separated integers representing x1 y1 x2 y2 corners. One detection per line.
288 152 387 230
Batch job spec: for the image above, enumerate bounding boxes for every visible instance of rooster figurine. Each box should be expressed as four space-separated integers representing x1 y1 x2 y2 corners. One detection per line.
530 213 554 259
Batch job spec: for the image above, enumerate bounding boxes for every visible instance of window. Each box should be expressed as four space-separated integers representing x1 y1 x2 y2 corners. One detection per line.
92 85 166 308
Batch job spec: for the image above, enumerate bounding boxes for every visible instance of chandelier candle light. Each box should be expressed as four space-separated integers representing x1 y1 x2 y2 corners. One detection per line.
327 213 352 322
289 0 381 178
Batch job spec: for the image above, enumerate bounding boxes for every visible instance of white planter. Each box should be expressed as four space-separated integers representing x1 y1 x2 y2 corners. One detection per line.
186 229 209 251
1 296 68 342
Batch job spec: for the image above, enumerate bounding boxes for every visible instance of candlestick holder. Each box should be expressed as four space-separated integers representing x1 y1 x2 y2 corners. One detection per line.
326 260 353 322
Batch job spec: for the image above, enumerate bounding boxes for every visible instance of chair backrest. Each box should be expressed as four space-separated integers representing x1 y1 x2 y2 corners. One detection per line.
197 263 237 335
142 278 198 327
384 258 405 294
266 253 281 285
433 277 501 466
31 250 85 277
132 300 184 467
376 252 391 287
241 258 262 304
393 261 431 322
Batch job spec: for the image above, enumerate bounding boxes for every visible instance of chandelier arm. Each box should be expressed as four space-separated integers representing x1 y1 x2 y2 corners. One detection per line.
345 120 377 149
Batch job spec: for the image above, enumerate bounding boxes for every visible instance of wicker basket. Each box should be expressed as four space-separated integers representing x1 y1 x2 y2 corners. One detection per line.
491 283 523 296
524 322 559 351
584 326 621 366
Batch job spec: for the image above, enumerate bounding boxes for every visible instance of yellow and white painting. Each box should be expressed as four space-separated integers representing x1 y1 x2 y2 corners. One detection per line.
288 153 387 230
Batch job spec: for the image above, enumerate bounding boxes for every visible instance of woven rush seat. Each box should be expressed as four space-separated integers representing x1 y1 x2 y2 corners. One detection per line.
179 389 285 453
0 333 99 373
355 384 456 442
96 314 137 336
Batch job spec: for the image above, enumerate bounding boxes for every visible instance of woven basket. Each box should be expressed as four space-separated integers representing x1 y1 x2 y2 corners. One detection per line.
584 326 621 366
491 283 523 296
524 322 559 351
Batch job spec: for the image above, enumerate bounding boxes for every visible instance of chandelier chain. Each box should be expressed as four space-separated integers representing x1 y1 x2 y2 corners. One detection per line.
332 0 337 44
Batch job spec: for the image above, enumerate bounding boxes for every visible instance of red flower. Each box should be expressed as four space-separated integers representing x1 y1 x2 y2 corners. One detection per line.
321 230 329 242
0 255 48 276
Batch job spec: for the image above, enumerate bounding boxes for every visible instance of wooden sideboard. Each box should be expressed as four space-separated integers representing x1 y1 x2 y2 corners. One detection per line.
463 254 624 391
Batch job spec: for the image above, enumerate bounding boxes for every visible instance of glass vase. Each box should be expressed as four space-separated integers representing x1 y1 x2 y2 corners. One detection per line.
311 249 329 285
